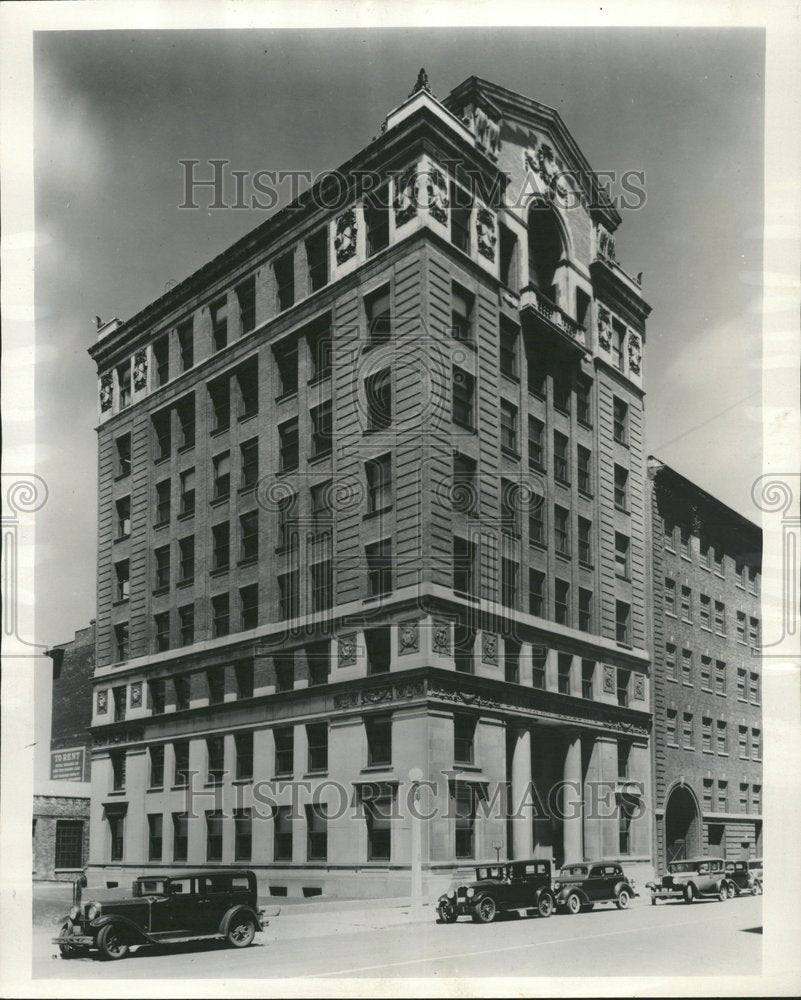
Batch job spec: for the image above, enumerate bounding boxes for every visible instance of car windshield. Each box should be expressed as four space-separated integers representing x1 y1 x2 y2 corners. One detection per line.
560 865 587 877
475 866 505 881
134 879 167 896
667 861 698 873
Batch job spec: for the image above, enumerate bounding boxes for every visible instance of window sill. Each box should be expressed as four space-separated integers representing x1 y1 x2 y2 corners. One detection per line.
233 777 253 785
554 406 571 418
239 411 258 424
554 477 571 489
210 566 230 578
580 561 594 571
682 681 694 688
453 762 481 771
665 611 677 619
701 686 713 693
309 450 332 465
238 556 258 568
361 764 392 773
177 578 194 590
211 425 231 438
364 507 393 520
501 447 520 461
112 598 130 608
615 505 630 515
718 752 730 759
278 465 299 476
577 418 593 430
666 676 678 683
146 785 164 793
364 591 393 603
680 554 692 563
613 438 629 449
303 770 329 779
239 484 257 496
528 462 546 475
578 489 594 500
528 539 546 551
154 455 170 467
114 534 130 544
308 371 332 386
107 789 127 796
452 590 479 603
666 742 679 749
178 442 195 455
275 544 299 556
178 509 195 521
272 773 294 782
114 473 131 483
500 371 520 384
152 586 169 597
452 338 477 352
276 390 298 405
154 520 170 530
555 551 572 563
700 624 712 632
210 494 231 506
702 748 715 755
452 420 476 433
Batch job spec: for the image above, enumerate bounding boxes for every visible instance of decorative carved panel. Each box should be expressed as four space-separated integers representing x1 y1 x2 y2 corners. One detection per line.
433 620 450 655
597 306 611 351
633 674 645 701
96 689 108 714
481 631 498 665
130 682 143 707
99 373 113 412
603 665 615 694
628 333 642 375
133 350 148 391
426 169 449 226
476 207 497 261
334 209 357 264
398 621 419 655
338 632 357 668
393 166 417 227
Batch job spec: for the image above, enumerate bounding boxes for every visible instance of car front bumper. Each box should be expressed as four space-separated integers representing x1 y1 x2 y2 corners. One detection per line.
53 933 94 946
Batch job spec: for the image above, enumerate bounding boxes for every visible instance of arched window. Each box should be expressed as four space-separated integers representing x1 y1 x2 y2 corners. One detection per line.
527 202 564 301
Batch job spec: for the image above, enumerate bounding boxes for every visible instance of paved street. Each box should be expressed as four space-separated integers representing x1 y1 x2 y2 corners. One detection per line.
35 894 761 980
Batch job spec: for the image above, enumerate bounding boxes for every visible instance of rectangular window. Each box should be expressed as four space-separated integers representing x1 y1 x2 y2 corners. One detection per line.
206 667 225 707
178 318 194 371
274 338 298 397
452 366 475 428
54 820 84 870
702 779 713 811
737 666 747 700
306 227 329 292
310 480 333 537
555 578 570 626
499 223 519 290
578 517 592 566
304 641 329 686
752 785 761 814
679 523 690 559
118 361 132 408
702 717 712 753
450 182 471 253
717 720 728 755
532 647 546 689
528 491 545 547
111 747 126 788
206 810 223 862
114 622 129 662
619 800 634 856
528 416 545 471
366 285 391 346
178 605 194 647
747 566 759 596
206 735 225 784
664 578 676 616
452 452 477 514
174 395 195 451
305 804 328 861
614 532 630 578
115 559 130 602
501 558 519 608
749 617 760 650
581 659 595 699
153 410 171 462
713 545 724 576
235 732 253 780
453 784 476 860
236 275 256 335
365 368 392 430
277 492 298 552
717 781 728 812
310 400 332 458
739 725 749 759
699 535 712 569
529 569 545 617
576 377 592 426
240 583 259 630
527 355 546 399
211 297 228 352
736 610 746 643
235 660 254 699
115 496 131 539
751 728 761 760
700 594 711 629
234 808 252 861
278 570 299 619
365 794 393 861
715 660 727 695
154 544 170 590
177 468 195 518
278 418 299 473
147 814 163 861
681 585 693 623
553 371 571 414
366 538 393 596
154 611 170 652
682 648 693 686
749 671 760 704
666 709 678 746
209 378 230 433
274 251 295 312
454 715 476 764
665 643 677 681
237 359 259 419
557 653 571 695
714 601 726 635
504 636 521 683
613 397 628 444
273 805 293 862
578 588 593 632
501 479 520 537
173 740 190 786
365 626 391 675
700 655 711 689
617 668 630 707
212 593 230 638
614 464 628 510
500 399 518 453
149 678 166 714
107 812 124 862
682 712 694 748
554 431 570 484
274 726 294 776
116 433 132 478
310 559 333 612
154 335 169 386
554 504 571 557
739 784 749 814
612 320 625 371
577 445 592 495
212 452 231 501
212 521 230 572
454 624 476 674
239 511 259 563
307 321 332 382
365 184 390 256
155 479 171 526
174 671 191 712
617 740 631 779
306 723 328 773
453 535 476 597
616 601 630 644
499 317 519 378
366 715 392 767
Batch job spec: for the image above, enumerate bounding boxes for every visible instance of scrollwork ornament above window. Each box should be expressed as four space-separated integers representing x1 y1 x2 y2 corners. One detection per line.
334 209 357 264
394 167 418 227
426 169 449 226
133 350 148 391
597 306 612 351
100 373 113 412
628 332 642 375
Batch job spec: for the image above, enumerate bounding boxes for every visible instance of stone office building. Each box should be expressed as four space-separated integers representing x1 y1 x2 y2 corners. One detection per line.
87 73 654 898
647 458 763 868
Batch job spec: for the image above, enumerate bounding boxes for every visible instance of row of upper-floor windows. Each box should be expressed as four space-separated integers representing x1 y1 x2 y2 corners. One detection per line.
666 710 761 762
662 515 760 594
700 778 761 815
664 579 760 646
664 642 761 703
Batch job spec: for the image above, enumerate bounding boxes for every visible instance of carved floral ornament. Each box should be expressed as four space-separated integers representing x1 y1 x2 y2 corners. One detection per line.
338 632 357 667
133 349 148 391
603 665 615 693
426 168 449 226
99 373 113 411
476 207 497 262
334 208 357 264
433 620 450 654
597 225 617 262
394 167 418 227
130 681 143 707
597 306 612 351
481 631 498 665
399 620 419 655
97 689 108 714
628 332 642 375
633 674 645 701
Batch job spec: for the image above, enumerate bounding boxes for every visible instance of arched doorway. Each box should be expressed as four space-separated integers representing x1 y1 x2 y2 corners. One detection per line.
527 202 564 301
664 785 701 863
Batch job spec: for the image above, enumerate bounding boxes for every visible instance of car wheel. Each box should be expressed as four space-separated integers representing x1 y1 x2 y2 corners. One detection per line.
718 885 728 902
616 889 631 910
57 922 84 959
475 897 497 924
438 904 457 924
227 916 256 948
96 923 130 961
683 884 695 904
726 882 736 899
537 894 554 918
754 881 763 896
566 894 581 915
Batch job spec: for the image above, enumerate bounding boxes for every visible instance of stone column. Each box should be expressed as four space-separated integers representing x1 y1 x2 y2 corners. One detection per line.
510 726 534 860
562 732 583 863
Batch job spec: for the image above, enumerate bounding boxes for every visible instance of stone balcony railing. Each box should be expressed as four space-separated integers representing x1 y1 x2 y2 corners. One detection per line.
519 285 587 349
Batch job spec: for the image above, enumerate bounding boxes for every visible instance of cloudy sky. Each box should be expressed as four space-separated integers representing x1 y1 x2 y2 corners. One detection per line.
33 27 764 646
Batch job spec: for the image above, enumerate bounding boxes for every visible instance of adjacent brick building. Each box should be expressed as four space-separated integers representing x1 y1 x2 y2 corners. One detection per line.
647 458 762 868
86 73 655 898
33 622 95 880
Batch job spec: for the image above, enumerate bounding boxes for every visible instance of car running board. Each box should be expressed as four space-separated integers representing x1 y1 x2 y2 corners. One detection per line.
148 932 224 943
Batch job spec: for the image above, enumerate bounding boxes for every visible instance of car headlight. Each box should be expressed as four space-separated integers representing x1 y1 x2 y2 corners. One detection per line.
553 882 560 890
447 890 455 899
86 903 100 920
69 905 79 921
466 888 475 898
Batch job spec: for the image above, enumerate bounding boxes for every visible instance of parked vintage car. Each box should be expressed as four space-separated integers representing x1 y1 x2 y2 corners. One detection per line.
55 870 267 960
436 860 555 923
646 857 730 904
553 862 637 914
725 859 763 897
